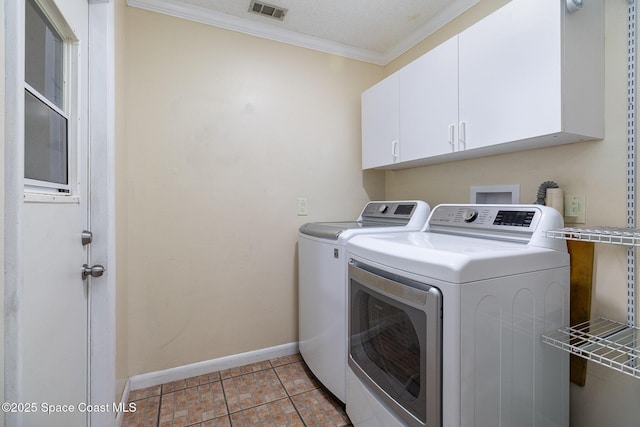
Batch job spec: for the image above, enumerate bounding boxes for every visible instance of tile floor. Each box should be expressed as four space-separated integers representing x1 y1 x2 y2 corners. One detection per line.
122 353 353 427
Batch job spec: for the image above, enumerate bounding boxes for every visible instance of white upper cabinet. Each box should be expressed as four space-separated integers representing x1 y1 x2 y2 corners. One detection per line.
400 36 459 162
458 0 562 150
361 73 399 169
361 0 604 170
361 37 459 168
458 0 604 150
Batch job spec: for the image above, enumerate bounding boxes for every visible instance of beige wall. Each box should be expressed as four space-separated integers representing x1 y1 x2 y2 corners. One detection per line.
383 1 640 425
119 4 384 376
115 0 129 399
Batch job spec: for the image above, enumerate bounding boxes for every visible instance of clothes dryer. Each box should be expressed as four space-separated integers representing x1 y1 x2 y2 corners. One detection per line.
346 204 569 427
298 201 430 403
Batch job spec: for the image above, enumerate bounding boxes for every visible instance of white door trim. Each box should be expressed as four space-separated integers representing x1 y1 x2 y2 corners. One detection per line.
4 0 27 424
88 1 116 426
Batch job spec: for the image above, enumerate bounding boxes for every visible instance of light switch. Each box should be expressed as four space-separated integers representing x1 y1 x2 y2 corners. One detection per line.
297 198 308 216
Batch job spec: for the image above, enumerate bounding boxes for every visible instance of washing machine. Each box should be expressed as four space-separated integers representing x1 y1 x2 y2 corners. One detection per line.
345 204 570 427
298 200 430 403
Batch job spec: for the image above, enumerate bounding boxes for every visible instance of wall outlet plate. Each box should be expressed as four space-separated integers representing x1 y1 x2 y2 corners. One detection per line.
564 195 586 224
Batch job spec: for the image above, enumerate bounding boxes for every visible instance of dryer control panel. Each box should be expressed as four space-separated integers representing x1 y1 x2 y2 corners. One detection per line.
429 205 540 230
427 204 564 245
492 210 536 227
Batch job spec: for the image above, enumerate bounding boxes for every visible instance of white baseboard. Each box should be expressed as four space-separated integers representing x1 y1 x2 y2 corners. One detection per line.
127 342 299 392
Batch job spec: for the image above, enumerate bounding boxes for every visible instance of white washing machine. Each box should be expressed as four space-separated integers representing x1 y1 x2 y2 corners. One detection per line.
345 204 570 427
298 201 430 403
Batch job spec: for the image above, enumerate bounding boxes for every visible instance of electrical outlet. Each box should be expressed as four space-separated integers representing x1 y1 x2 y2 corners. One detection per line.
297 198 308 216
564 195 586 224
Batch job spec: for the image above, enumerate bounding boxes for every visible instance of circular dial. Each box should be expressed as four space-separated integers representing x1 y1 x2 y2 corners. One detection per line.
378 204 389 214
463 209 479 223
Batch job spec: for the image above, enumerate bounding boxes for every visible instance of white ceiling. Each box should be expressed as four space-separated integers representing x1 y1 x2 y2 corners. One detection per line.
127 0 480 65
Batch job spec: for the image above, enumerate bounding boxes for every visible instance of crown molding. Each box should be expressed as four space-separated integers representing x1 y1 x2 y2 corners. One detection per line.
127 0 388 64
382 0 480 63
127 0 479 66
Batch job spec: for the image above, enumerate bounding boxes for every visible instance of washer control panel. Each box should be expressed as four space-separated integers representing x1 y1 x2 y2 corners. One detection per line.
361 202 417 221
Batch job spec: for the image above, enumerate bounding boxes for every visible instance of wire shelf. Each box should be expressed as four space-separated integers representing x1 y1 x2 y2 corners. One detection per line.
545 227 640 247
542 317 640 379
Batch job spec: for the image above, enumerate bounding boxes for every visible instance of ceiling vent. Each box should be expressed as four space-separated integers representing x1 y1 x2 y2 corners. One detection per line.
249 1 287 21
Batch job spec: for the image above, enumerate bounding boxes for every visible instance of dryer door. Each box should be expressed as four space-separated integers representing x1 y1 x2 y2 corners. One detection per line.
348 262 442 427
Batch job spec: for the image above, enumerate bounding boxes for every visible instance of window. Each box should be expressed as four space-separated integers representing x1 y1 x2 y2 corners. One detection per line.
24 0 69 191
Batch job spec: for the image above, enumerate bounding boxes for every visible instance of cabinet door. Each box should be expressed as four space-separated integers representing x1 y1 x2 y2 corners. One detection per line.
361 73 400 169
458 0 561 151
400 36 459 161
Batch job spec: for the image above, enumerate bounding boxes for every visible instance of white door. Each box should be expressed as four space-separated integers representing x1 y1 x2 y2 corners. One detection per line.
4 0 113 424
23 0 90 424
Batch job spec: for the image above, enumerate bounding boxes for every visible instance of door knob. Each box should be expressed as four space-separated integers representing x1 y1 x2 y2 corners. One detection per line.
82 264 105 280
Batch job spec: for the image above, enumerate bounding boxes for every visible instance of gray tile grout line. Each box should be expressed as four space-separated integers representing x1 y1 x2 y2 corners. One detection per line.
218 371 232 427
271 362 309 427
156 390 163 427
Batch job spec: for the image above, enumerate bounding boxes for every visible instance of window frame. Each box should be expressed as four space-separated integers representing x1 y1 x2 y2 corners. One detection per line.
24 0 80 197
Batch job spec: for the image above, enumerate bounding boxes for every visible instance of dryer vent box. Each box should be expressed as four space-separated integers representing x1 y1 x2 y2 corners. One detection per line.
470 185 520 204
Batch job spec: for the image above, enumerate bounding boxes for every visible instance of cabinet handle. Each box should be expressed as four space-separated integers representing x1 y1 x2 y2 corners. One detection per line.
448 125 455 152
459 121 466 150
391 140 399 161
